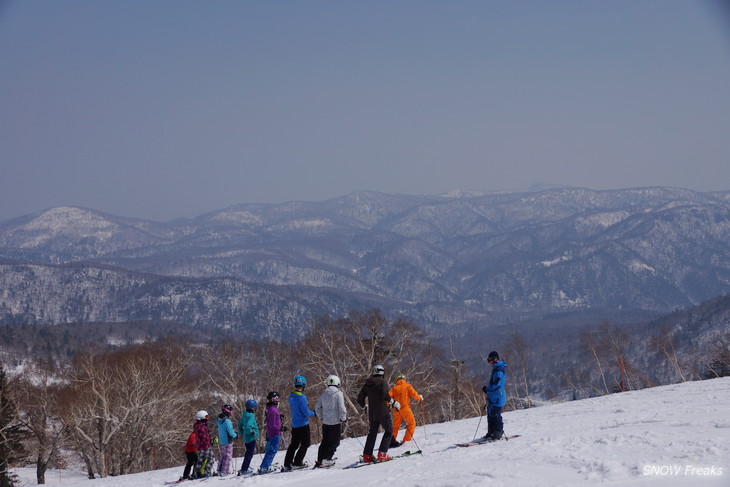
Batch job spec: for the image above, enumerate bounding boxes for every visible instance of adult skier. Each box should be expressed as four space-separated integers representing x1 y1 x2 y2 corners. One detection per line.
357 364 400 463
216 404 237 475
284 375 316 470
482 350 507 440
314 375 347 468
389 374 423 447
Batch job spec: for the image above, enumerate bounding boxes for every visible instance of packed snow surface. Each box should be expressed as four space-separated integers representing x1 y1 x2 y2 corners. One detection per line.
14 378 729 486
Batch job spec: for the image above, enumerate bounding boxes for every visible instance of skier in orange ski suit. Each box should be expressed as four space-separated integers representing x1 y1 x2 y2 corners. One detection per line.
389 375 423 446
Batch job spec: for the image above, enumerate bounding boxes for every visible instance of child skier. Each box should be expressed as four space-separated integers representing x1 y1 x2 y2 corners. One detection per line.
216 404 237 475
284 375 316 470
314 375 347 468
259 391 283 474
181 425 197 480
237 399 259 476
357 365 400 463
192 410 214 478
389 374 423 448
482 350 507 440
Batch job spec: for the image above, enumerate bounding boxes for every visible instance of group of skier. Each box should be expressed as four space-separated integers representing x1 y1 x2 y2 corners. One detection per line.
181 350 506 479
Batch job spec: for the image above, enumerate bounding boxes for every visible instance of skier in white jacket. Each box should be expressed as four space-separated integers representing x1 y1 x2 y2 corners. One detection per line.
314 375 347 467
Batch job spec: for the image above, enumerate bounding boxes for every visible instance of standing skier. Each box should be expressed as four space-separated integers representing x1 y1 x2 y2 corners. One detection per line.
192 410 214 478
259 391 283 474
357 365 400 463
314 375 347 468
216 404 237 475
181 423 197 480
482 350 507 440
389 374 423 448
284 375 316 470
237 399 259 476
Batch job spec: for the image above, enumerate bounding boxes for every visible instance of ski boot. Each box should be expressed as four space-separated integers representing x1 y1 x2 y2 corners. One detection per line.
377 451 392 462
361 453 376 464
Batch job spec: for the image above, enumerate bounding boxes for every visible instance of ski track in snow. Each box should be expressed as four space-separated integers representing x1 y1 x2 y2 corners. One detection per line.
13 378 729 487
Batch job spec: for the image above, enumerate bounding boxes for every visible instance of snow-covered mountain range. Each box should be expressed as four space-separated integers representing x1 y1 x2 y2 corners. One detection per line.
2 187 730 338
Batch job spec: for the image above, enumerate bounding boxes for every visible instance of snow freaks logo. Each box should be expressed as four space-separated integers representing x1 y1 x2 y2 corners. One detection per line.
643 465 723 477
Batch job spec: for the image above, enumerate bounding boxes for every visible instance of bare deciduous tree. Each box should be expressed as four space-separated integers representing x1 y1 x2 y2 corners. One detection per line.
13 361 65 484
504 330 533 409
61 340 194 478
650 325 689 382
298 310 443 435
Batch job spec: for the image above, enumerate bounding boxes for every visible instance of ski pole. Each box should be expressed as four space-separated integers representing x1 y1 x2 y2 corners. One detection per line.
344 421 365 449
233 442 238 475
472 403 486 442
410 433 422 454
419 400 427 440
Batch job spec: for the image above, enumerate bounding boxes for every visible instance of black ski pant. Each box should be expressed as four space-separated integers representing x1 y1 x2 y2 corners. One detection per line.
182 451 197 479
363 416 393 455
285 424 311 467
317 423 341 462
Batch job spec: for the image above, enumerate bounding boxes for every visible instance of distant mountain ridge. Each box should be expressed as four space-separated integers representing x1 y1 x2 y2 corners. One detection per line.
2 186 730 338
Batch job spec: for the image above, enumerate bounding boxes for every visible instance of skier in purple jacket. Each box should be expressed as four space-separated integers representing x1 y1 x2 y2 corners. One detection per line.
259 391 284 473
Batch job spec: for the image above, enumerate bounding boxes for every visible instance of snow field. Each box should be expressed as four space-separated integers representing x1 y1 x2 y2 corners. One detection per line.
13 377 729 487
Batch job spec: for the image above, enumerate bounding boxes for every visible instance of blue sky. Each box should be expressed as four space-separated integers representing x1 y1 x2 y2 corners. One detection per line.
1 0 729 222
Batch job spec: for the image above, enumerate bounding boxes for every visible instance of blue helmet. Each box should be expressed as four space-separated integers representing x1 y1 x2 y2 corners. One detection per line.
245 399 259 410
294 375 307 387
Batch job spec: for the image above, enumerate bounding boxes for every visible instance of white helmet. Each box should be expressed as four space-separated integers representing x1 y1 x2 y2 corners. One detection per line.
371 364 385 376
195 410 208 421
326 375 341 387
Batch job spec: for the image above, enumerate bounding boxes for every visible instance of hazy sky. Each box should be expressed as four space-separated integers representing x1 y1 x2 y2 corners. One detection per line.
1 1 729 222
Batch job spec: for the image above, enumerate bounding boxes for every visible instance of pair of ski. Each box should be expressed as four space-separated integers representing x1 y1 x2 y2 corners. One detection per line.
455 434 521 447
343 450 422 469
164 476 220 484
240 462 312 477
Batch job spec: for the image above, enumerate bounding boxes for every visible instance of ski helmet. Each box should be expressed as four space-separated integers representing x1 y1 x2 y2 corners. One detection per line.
487 351 500 363
267 391 280 402
195 410 208 421
326 375 341 387
395 374 406 382
371 364 385 376
294 375 307 387
221 404 233 416
245 399 259 410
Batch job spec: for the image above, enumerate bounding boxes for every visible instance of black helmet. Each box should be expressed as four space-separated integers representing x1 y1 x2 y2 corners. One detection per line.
267 391 280 402
487 351 499 363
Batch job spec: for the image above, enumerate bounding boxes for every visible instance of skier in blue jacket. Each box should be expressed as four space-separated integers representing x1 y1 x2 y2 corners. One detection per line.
482 351 507 440
284 375 316 470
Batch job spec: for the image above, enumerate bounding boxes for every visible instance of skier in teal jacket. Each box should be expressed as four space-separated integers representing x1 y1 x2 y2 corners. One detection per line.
237 399 259 475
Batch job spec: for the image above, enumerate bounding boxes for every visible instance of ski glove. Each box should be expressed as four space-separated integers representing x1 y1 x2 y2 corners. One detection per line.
482 386 488 394
389 398 401 411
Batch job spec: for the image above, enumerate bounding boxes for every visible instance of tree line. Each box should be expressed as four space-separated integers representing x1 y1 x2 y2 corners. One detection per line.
0 310 489 485
2 308 728 486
